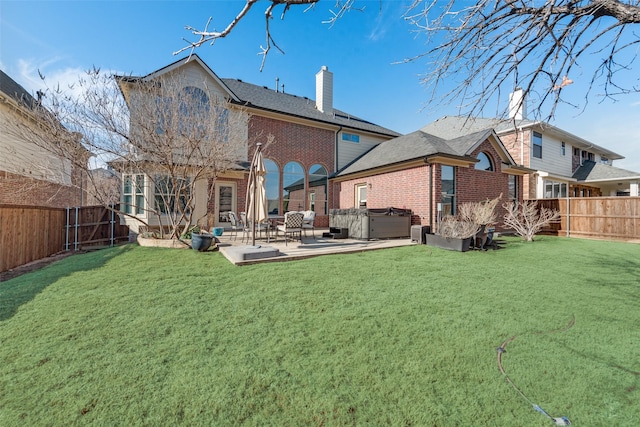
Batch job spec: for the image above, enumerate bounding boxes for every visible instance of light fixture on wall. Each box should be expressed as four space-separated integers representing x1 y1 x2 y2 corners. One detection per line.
368 183 372 189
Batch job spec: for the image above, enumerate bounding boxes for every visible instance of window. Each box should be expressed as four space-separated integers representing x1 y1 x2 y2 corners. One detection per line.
544 180 567 198
308 164 328 214
532 131 542 159
123 174 145 215
179 86 210 139
355 183 367 208
283 161 305 212
600 156 609 165
508 175 518 200
475 152 494 171
441 165 456 216
154 175 190 214
561 142 566 156
265 159 280 215
217 184 234 223
342 132 360 143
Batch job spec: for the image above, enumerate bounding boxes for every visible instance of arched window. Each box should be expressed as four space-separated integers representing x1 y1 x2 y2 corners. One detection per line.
308 164 328 214
475 152 494 171
178 86 210 138
264 159 280 216
283 161 305 212
180 86 209 114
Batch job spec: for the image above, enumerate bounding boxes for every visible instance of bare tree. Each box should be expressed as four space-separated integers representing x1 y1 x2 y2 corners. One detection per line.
10 68 249 240
177 0 640 118
503 200 561 241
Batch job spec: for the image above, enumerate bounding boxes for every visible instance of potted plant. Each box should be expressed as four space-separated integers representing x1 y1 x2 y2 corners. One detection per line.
427 195 501 252
426 216 477 252
183 226 214 252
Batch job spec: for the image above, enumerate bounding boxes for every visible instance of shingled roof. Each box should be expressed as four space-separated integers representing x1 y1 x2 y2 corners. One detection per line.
0 69 37 109
222 78 399 137
118 55 399 138
572 160 640 182
336 128 497 177
422 115 623 160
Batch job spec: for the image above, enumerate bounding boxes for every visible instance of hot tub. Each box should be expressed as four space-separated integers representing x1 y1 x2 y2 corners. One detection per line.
329 208 412 240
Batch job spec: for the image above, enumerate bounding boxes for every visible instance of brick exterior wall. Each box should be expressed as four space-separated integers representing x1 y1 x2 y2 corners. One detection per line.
499 129 535 199
0 169 85 208
243 115 336 227
335 139 524 231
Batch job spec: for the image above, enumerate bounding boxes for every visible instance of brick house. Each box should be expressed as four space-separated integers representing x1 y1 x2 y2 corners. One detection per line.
332 128 532 232
115 55 399 234
0 70 87 208
421 90 640 199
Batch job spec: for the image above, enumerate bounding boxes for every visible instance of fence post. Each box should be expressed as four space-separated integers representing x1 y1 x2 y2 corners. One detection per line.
74 206 79 251
566 196 571 237
110 204 115 247
65 207 70 251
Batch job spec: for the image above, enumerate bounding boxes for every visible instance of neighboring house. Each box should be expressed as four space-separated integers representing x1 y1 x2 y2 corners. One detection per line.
115 55 399 233
0 70 87 207
421 90 640 199
332 127 532 232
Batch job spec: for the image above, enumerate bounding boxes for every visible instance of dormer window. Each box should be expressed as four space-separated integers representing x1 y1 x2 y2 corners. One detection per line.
475 152 494 171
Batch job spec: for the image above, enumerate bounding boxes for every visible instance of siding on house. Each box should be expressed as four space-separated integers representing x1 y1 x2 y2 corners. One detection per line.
528 129 573 177
337 132 389 171
0 70 86 208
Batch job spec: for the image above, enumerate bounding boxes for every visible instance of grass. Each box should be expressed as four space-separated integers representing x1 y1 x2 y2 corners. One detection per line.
1 236 639 426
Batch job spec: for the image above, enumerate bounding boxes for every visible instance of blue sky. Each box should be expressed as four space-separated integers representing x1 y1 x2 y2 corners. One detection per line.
2 0 639 171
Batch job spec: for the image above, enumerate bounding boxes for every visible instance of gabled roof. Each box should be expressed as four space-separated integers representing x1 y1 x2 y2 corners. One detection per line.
422 115 624 160
572 160 640 182
336 128 513 177
119 55 399 138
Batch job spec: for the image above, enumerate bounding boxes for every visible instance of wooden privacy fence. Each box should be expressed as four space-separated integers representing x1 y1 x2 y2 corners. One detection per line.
536 197 640 241
1 204 129 273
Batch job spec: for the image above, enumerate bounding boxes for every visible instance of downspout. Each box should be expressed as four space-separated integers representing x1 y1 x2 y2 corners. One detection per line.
426 158 433 232
335 126 342 174
334 126 343 213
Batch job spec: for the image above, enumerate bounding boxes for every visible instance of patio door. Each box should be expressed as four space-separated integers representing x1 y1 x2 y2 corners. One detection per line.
214 182 237 228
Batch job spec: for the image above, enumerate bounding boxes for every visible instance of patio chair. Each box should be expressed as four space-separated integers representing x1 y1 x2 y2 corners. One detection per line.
227 211 245 241
240 212 270 243
302 210 316 239
276 211 304 245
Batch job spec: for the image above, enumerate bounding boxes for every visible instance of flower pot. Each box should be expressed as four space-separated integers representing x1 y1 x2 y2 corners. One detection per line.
425 234 472 252
211 227 224 237
191 232 214 252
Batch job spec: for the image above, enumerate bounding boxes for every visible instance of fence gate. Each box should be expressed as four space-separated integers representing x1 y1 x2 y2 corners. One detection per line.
65 204 130 251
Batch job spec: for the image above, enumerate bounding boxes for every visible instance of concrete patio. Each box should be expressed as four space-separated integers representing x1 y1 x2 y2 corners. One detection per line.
215 228 415 265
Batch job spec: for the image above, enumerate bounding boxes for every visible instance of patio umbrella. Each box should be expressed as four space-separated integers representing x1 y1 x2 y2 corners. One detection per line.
245 143 268 246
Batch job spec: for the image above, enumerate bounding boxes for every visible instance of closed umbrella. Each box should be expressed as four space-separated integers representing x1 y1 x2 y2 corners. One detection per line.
245 143 268 246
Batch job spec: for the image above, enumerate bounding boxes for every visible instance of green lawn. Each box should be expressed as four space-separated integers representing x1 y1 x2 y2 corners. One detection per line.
1 237 638 426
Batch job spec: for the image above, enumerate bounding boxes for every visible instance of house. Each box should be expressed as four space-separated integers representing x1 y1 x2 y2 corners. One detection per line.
332 127 532 232
0 70 87 207
115 55 399 234
421 90 640 199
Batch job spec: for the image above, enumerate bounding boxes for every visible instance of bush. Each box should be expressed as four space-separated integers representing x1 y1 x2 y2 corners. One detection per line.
503 200 560 241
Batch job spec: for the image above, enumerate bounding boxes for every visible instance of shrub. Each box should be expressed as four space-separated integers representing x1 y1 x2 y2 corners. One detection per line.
503 200 560 241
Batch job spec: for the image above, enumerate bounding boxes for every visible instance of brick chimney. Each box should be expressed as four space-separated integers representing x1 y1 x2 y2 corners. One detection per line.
508 88 527 120
315 66 333 114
